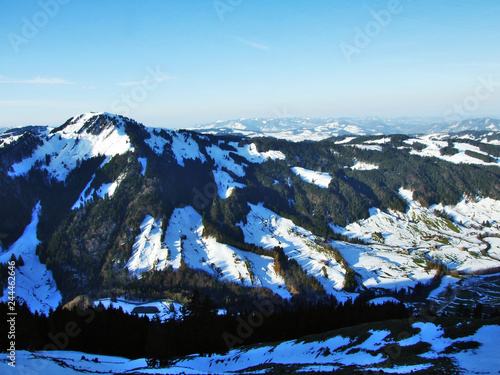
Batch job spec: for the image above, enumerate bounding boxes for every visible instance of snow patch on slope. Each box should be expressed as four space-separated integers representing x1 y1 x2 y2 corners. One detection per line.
406 135 500 166
138 157 147 175
126 216 166 276
94 298 183 322
212 168 245 198
71 173 126 210
350 160 379 170
7 323 500 374
331 188 500 287
351 144 383 152
233 143 286 163
144 129 207 167
205 142 285 198
291 167 332 188
0 203 61 314
171 133 207 166
239 203 349 296
127 207 290 298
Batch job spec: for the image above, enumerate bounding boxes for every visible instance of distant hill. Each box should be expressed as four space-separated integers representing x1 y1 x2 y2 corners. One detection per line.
188 117 500 141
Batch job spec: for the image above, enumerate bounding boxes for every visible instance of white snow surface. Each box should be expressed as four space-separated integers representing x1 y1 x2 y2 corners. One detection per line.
171 132 207 167
364 137 392 144
236 142 286 162
163 334 385 374
406 135 500 166
138 157 147 175
144 128 207 167
204 142 285 199
126 207 291 298
450 325 500 374
0 203 61 314
239 203 350 297
334 136 357 144
4 323 500 374
0 351 147 375
71 172 126 210
126 215 166 276
351 144 383 151
8 113 134 181
350 160 379 170
330 188 500 290
427 275 461 301
291 167 332 188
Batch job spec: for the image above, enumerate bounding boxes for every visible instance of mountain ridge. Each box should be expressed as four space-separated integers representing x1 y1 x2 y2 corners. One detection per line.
187 116 500 141
1 112 500 316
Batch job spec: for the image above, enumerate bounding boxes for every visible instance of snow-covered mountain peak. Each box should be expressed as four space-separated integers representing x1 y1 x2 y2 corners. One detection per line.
53 112 129 137
7 112 134 181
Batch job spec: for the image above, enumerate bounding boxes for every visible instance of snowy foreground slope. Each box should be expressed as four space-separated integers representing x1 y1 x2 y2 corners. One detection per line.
2 320 499 374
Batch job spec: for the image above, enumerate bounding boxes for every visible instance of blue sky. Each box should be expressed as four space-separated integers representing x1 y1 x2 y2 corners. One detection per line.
1 0 499 128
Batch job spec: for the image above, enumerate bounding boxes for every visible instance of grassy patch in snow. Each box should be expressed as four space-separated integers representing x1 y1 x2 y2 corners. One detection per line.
443 219 460 233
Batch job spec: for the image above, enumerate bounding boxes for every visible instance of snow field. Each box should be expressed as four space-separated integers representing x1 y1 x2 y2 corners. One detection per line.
126 207 291 298
138 157 147 175
405 135 500 166
291 167 332 188
126 216 166 276
239 203 348 296
351 144 383 152
4 323 499 374
72 172 126 210
0 203 61 314
8 113 134 181
332 188 500 286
